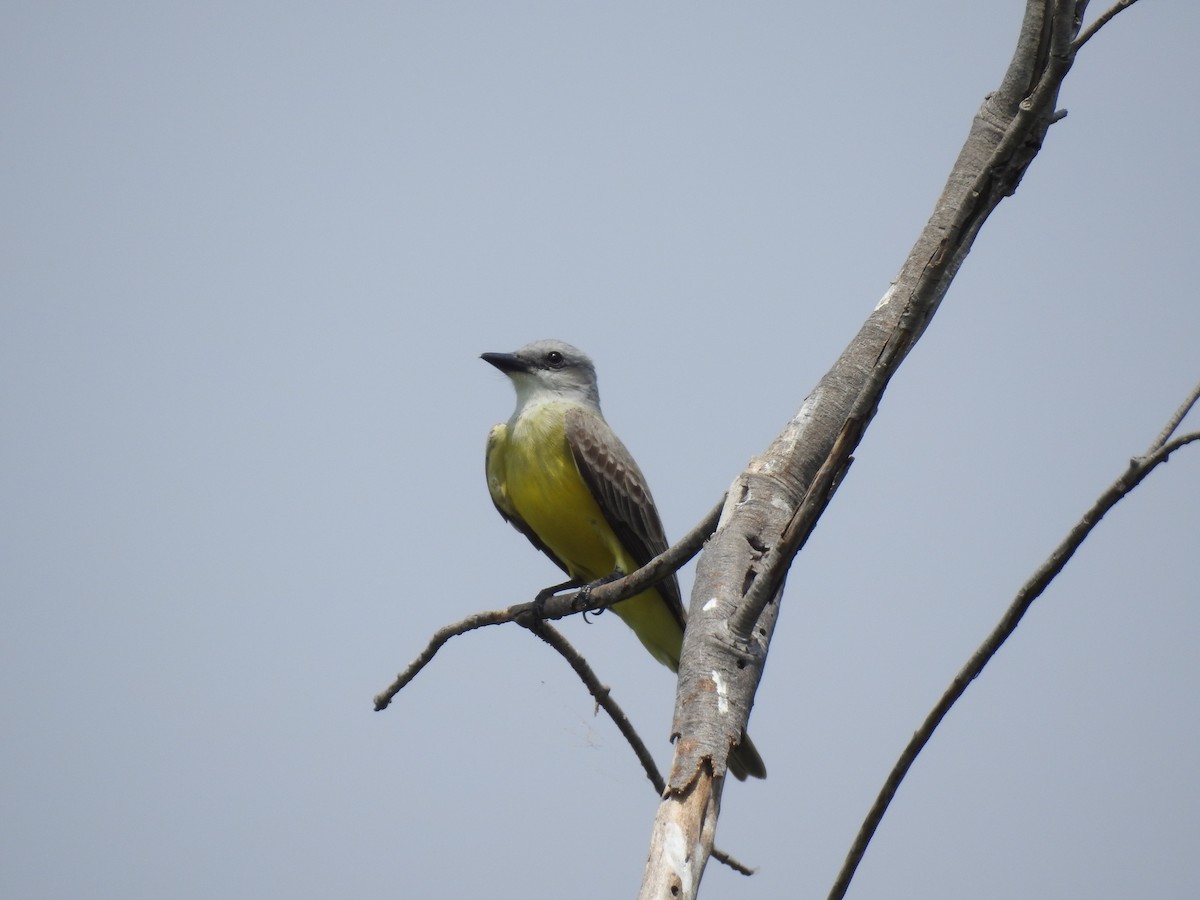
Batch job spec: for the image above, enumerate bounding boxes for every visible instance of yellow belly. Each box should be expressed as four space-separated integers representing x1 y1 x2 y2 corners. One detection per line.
498 405 684 670
505 408 625 581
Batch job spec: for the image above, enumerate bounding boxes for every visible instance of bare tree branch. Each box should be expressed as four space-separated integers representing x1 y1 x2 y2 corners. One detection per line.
1146 378 1200 454
523 619 665 789
1075 0 1144 51
373 496 756 874
372 499 722 711
641 3 1155 895
828 419 1200 900
660 0 1072 801
373 609 512 711
522 620 755 876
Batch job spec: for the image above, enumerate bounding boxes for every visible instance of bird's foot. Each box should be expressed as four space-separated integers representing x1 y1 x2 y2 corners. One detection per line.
578 571 624 621
532 578 582 621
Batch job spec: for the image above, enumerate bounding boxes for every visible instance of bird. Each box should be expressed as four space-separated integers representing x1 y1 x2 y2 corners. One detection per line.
482 338 765 780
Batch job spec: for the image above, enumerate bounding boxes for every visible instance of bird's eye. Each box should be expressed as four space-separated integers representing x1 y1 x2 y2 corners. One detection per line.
546 351 565 367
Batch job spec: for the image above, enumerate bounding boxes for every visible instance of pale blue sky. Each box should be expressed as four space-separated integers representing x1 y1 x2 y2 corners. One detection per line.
3 3 1198 898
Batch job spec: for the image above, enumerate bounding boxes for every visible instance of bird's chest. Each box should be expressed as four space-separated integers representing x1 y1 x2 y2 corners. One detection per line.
504 418 617 578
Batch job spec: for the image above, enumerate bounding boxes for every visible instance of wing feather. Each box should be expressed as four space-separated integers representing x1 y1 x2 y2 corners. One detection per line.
563 407 686 630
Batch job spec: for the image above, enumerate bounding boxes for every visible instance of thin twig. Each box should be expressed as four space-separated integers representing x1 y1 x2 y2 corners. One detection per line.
828 428 1200 900
523 620 756 876
1074 0 1144 51
373 610 512 710
373 499 723 711
537 495 724 620
525 620 666 792
711 848 755 878
523 619 758 878
1146 378 1200 454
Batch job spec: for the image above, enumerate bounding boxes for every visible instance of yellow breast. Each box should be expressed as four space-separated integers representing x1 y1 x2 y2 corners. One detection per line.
501 403 624 582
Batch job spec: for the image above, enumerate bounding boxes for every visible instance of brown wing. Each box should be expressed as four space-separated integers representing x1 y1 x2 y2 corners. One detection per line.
563 407 686 630
485 423 575 579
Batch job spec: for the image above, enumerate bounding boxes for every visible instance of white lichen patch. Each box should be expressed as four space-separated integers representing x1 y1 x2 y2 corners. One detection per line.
874 284 897 311
663 822 694 896
711 670 730 714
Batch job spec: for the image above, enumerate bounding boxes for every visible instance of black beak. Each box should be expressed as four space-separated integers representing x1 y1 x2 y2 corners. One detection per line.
481 352 526 374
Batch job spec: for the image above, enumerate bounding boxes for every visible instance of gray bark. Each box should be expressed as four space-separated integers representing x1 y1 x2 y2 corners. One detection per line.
638 2 1101 896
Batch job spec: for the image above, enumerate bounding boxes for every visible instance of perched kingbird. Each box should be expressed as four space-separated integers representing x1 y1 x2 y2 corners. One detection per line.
483 339 766 781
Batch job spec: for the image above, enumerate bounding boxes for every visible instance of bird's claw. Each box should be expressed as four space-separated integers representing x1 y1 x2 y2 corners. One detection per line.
531 578 582 621
577 571 624 620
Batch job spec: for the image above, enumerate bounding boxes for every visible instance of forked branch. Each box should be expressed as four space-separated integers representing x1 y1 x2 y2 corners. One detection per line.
641 2 1154 896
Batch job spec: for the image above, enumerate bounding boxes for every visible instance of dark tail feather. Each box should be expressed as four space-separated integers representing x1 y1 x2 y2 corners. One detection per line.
728 731 767 781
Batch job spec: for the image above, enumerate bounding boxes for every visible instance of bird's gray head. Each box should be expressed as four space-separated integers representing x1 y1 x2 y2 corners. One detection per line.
481 339 601 411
